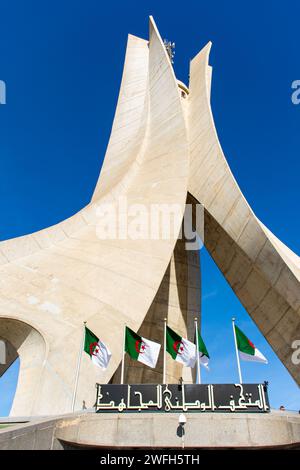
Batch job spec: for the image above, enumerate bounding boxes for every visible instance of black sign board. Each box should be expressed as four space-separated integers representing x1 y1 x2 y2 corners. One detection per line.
95 383 269 413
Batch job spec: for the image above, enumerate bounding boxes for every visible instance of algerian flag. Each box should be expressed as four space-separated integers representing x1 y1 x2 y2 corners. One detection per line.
84 326 112 370
125 327 161 368
235 325 268 364
166 326 196 368
196 330 210 369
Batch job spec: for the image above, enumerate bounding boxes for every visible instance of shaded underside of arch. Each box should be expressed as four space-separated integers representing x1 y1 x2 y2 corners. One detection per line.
0 318 46 416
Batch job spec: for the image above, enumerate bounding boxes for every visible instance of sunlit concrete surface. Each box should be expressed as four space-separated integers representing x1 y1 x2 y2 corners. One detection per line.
0 411 299 449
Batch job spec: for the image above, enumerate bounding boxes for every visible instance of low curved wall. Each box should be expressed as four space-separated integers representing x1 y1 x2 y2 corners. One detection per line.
0 411 299 449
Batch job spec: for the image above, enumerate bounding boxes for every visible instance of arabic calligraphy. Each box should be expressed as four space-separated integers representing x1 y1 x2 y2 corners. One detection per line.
95 383 269 413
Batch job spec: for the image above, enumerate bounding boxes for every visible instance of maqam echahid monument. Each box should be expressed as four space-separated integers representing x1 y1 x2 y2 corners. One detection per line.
0 17 299 449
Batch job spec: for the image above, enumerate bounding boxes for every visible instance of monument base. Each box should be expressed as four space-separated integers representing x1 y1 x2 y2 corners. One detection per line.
0 410 299 449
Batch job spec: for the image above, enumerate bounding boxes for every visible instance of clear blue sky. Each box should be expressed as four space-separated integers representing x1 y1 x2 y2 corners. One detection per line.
0 0 299 415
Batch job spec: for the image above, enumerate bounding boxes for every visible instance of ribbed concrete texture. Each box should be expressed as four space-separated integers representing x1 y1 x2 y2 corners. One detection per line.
112 235 199 385
0 411 299 449
0 16 299 417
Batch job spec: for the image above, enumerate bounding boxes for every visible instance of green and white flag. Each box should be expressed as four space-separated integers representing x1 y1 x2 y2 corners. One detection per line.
196 330 210 369
235 325 268 364
84 326 112 370
166 326 196 368
125 327 161 368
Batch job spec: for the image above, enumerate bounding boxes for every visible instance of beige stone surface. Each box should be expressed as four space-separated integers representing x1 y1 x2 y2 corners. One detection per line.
188 43 300 383
112 235 199 385
0 16 299 418
1 410 299 449
0 17 191 416
55 411 300 448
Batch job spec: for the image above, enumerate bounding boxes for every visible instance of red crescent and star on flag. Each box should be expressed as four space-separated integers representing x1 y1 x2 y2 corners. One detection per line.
173 340 184 355
89 341 101 356
135 339 147 354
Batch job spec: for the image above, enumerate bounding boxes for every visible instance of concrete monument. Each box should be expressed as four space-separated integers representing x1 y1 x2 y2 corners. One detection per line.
0 17 299 419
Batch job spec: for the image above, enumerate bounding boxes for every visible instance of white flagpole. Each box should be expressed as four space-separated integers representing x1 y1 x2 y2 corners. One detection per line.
232 317 243 383
71 321 86 412
120 325 126 384
163 318 167 384
194 317 201 384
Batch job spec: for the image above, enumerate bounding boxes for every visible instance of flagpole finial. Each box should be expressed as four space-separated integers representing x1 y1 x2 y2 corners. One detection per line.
164 317 167 322
232 317 235 322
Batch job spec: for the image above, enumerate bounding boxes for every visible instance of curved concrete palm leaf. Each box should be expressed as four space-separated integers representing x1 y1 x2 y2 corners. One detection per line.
0 17 190 415
188 43 300 384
